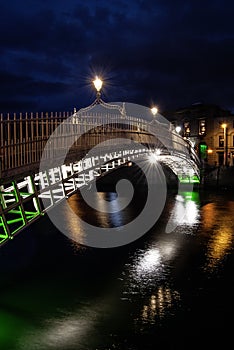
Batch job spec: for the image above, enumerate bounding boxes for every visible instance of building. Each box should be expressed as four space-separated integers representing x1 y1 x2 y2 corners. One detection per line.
164 103 234 167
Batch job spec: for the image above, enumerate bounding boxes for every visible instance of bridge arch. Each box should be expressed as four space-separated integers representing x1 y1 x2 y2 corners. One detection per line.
0 101 200 246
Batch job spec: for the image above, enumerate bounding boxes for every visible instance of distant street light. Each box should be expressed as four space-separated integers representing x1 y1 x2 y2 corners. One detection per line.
221 123 227 166
175 126 182 133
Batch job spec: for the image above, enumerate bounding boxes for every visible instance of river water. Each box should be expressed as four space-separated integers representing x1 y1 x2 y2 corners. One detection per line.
0 185 234 349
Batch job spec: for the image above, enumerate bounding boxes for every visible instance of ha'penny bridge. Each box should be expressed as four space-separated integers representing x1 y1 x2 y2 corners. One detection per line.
0 95 200 247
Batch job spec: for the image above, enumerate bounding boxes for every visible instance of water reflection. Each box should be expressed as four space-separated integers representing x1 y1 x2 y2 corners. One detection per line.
17 305 101 350
201 203 216 230
1 189 234 349
68 192 131 226
140 287 180 324
127 246 166 294
124 241 181 326
58 192 129 246
207 227 232 263
136 248 161 275
123 191 201 326
166 191 200 233
202 200 234 272
62 195 86 244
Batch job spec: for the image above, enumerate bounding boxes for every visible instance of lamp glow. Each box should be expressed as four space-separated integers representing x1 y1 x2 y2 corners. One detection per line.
175 126 181 133
93 76 103 92
148 152 158 164
155 149 161 155
221 123 227 166
151 107 158 116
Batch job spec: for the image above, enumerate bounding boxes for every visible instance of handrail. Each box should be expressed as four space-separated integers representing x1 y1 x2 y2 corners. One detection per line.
0 110 200 175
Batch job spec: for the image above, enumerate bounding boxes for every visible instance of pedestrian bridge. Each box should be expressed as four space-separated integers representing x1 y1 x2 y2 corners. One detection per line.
0 100 200 247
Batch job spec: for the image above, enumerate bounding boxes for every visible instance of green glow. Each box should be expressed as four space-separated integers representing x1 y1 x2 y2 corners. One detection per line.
11 226 25 235
178 175 200 184
9 210 39 216
8 209 22 214
6 218 24 224
25 211 39 215
179 191 200 203
0 216 8 241
199 143 207 159
0 178 43 246
4 182 25 235
26 212 40 221
0 311 29 349
11 182 26 229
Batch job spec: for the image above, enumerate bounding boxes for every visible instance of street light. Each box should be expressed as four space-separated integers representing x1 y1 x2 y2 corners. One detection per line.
175 126 182 134
93 76 103 101
221 123 227 166
151 107 158 116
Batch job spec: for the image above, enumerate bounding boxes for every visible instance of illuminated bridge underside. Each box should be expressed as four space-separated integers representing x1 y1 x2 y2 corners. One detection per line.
159 155 200 184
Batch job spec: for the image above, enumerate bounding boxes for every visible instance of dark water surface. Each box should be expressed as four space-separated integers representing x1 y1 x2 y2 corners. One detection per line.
0 187 234 349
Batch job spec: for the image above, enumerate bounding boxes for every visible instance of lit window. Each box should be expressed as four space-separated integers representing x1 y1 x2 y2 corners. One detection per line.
199 120 206 135
183 122 190 137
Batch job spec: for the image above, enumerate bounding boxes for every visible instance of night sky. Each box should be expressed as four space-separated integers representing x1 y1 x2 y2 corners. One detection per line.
1 0 234 114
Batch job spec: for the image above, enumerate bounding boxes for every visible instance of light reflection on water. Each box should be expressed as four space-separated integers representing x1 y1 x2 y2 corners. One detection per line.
123 191 200 295
125 241 175 294
17 307 98 350
201 200 234 272
139 287 181 325
0 190 234 349
167 191 200 228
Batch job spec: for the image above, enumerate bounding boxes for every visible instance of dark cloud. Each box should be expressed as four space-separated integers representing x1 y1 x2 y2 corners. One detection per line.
0 0 233 113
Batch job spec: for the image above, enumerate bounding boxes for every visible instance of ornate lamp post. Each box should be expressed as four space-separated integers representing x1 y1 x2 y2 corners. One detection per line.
75 76 126 118
93 76 103 101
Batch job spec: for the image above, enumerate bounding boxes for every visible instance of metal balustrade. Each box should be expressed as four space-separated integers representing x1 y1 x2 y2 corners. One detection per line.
0 102 201 247
0 110 199 176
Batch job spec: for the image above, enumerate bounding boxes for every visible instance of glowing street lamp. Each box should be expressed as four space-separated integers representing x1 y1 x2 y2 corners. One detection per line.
175 126 182 134
93 76 103 100
221 123 227 166
151 107 158 116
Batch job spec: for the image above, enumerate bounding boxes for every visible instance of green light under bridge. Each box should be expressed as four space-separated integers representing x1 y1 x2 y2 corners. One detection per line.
178 175 200 184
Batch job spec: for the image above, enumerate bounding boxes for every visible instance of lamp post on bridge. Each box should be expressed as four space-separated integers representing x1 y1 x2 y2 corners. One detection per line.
151 107 158 117
150 107 158 126
93 76 103 102
175 126 182 134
